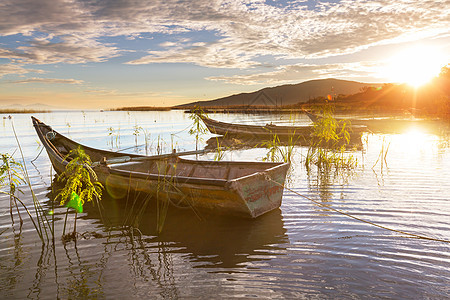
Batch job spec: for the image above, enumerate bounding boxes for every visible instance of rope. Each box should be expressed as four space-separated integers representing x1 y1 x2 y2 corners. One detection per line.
115 144 145 153
31 147 44 162
171 123 192 136
266 176 450 243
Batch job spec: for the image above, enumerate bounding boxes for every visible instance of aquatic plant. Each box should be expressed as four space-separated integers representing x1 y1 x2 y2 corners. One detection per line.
0 153 25 226
263 133 297 163
133 125 142 149
8 116 53 242
372 136 390 171
188 106 209 151
107 127 120 149
55 146 103 240
140 128 151 155
155 161 174 233
213 136 227 161
305 104 357 172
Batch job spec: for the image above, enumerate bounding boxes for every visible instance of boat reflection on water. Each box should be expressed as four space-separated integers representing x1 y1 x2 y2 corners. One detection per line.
307 111 450 134
74 187 289 269
205 134 364 151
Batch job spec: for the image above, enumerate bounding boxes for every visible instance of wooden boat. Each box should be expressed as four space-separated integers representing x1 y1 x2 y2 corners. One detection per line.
32 117 289 218
199 115 367 139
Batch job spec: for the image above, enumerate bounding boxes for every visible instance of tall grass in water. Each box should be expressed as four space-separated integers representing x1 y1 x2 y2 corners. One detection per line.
107 127 121 149
122 159 192 234
1 153 25 227
188 106 208 152
155 161 174 233
305 104 357 172
141 128 151 155
133 125 142 149
1 116 54 243
55 146 103 241
372 136 390 172
263 133 297 163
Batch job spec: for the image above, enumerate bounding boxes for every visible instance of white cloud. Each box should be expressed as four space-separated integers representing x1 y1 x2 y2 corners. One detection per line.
10 77 84 84
126 39 260 69
0 63 45 78
207 61 383 85
0 0 448 70
83 89 163 98
0 37 121 65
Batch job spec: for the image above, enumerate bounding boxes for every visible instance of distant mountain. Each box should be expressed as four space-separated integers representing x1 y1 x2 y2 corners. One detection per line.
177 78 382 108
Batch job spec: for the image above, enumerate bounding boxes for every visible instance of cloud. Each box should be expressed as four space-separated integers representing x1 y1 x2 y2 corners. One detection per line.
0 0 448 68
0 37 121 65
207 61 382 85
83 88 175 98
10 77 84 84
126 39 260 69
0 63 45 78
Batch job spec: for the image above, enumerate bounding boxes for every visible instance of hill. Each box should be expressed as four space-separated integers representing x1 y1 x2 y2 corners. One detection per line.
177 78 381 108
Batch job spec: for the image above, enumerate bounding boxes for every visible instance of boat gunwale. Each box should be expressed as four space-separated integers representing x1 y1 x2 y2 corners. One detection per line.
31 116 289 188
200 114 367 135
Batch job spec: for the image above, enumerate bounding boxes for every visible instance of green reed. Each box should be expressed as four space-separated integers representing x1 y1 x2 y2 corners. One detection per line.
133 125 142 149
55 146 103 240
263 133 297 163
155 161 174 233
372 136 390 172
305 104 357 172
188 106 208 151
213 136 226 161
141 128 151 155
107 127 120 149
1 153 25 227
6 117 53 242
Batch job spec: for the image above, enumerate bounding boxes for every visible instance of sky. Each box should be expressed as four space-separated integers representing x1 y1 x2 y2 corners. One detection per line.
0 0 449 109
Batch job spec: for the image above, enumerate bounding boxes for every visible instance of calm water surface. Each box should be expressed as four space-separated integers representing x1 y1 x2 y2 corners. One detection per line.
1 111 449 299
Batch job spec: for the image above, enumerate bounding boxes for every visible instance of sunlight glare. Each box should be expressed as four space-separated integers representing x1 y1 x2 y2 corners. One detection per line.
382 45 445 87
392 128 438 156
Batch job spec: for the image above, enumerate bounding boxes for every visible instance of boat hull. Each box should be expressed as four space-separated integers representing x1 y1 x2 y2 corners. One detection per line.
199 115 366 143
32 117 289 218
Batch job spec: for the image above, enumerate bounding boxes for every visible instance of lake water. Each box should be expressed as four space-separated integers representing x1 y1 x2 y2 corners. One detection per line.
1 110 449 299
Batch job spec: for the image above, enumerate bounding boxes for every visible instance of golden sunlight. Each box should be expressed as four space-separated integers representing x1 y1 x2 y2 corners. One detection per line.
381 45 446 87
392 128 438 156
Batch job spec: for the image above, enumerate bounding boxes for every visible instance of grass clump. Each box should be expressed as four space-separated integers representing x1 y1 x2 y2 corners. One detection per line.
0 153 25 226
55 146 103 240
188 106 209 151
305 104 357 172
263 133 297 163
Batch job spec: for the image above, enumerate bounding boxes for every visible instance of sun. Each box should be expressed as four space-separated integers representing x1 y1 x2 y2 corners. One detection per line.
381 45 446 87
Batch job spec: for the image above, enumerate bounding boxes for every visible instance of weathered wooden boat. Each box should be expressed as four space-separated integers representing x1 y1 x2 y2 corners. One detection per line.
199 115 367 139
32 117 289 218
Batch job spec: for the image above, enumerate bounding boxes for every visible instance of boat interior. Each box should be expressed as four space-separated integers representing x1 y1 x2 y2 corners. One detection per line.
35 119 281 181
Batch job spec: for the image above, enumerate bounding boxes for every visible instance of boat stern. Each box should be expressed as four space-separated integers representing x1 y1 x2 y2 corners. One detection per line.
228 162 289 218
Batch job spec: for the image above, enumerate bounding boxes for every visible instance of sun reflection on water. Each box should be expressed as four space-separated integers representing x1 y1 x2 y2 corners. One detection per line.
369 128 441 161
